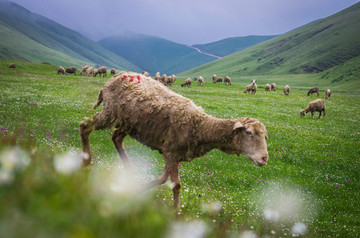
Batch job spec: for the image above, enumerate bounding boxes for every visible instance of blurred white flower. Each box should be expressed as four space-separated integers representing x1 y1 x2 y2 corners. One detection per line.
166 220 208 238
263 208 280 221
0 169 14 185
239 231 257 238
90 166 147 217
0 147 30 171
291 222 307 236
202 201 222 215
54 151 82 175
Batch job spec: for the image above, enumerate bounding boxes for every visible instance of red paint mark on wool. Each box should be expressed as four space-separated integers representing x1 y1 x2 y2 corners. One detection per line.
121 74 141 84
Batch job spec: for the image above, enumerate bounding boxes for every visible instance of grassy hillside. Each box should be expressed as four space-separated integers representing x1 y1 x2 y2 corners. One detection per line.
192 35 278 57
1 61 359 237
183 2 360 86
98 33 217 75
0 1 141 71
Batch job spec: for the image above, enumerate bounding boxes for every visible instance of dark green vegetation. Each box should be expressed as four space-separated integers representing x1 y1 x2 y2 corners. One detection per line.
192 35 278 57
184 2 360 87
0 1 140 71
1 61 359 237
98 33 216 75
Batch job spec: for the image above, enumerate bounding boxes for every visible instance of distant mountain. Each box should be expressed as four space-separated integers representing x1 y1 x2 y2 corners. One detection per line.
98 33 217 75
184 2 360 83
0 0 141 71
192 35 278 57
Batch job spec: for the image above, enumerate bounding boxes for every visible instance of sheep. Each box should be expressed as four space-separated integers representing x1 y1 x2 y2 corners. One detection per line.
57 66 67 75
66 67 77 76
160 74 167 85
94 66 107 78
271 83 277 91
265 84 271 91
142 71 151 77
80 65 90 75
181 78 192 87
283 85 290 96
212 74 217 83
216 77 223 83
8 63 16 68
325 89 331 99
300 99 325 119
154 72 161 81
79 71 269 209
198 76 205 86
224 76 232 85
86 67 94 76
307 87 319 97
244 80 257 94
111 68 116 76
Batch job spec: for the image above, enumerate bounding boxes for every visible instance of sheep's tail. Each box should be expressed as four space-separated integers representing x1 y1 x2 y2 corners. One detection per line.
93 89 103 109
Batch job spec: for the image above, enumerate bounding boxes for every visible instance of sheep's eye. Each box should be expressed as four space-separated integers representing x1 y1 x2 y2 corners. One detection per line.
246 131 253 137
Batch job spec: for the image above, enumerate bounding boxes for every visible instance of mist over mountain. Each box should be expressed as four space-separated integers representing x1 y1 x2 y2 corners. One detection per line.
0 0 141 71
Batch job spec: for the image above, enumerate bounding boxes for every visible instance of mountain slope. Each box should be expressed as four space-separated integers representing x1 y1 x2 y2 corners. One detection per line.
0 0 141 71
98 33 217 75
192 35 278 57
183 2 360 83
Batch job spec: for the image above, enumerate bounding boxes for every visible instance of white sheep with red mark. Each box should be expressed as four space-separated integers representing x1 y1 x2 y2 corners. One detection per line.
79 72 269 209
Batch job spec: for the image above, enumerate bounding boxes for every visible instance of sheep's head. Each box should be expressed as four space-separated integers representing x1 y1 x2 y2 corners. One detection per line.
222 118 268 166
300 110 306 118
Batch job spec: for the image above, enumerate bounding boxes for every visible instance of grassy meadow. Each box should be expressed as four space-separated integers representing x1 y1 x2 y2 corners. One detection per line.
0 61 359 237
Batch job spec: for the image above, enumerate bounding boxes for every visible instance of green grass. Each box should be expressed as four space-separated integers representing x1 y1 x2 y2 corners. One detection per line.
1 61 359 237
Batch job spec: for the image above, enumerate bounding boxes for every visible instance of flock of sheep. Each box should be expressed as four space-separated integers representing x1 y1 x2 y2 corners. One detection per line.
55 65 332 120
57 65 116 78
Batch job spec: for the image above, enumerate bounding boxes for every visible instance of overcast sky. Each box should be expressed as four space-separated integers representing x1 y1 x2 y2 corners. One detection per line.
8 0 360 45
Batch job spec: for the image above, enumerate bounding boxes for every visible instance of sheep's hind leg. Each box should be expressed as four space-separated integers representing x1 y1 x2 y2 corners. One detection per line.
169 163 181 209
112 128 131 167
79 112 109 166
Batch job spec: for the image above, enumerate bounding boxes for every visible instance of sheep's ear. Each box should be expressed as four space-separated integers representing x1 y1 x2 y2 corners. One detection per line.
233 121 244 131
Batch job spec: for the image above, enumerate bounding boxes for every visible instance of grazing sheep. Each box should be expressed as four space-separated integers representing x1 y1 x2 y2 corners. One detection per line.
154 72 161 81
8 63 16 68
166 75 176 86
283 85 290 96
160 74 167 85
111 68 116 76
94 66 107 78
80 65 90 75
181 78 192 87
300 99 325 119
79 72 269 209
142 71 151 77
57 66 67 75
325 89 331 99
224 76 232 85
86 67 94 76
271 83 277 91
244 80 257 94
198 76 205 86
265 84 271 91
216 77 223 83
66 67 77 76
307 87 320 97
212 74 217 83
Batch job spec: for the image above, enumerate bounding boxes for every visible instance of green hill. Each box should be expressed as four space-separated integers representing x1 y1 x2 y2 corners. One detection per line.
192 35 278 57
183 2 360 84
0 0 141 71
98 33 217 75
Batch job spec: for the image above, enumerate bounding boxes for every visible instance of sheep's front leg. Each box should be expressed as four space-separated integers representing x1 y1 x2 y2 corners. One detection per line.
318 111 322 119
169 163 181 209
311 111 315 119
112 128 131 167
79 112 110 166
323 109 326 119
